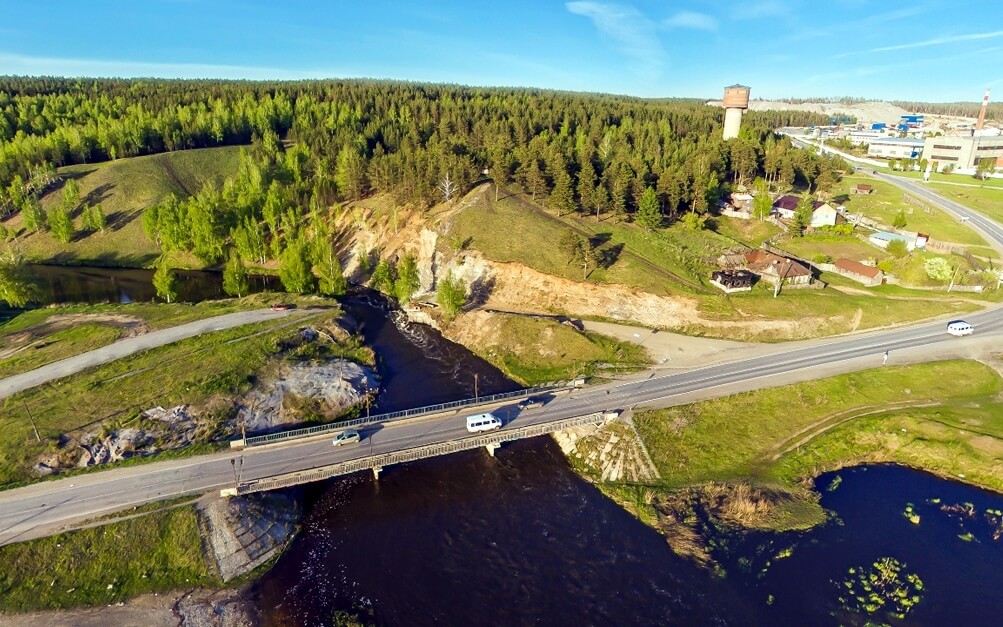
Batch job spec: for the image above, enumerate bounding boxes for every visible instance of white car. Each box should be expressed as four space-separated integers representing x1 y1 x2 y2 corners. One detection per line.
332 429 361 446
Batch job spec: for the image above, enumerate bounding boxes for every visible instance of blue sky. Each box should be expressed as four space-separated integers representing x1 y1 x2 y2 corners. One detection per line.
2 0 1001 102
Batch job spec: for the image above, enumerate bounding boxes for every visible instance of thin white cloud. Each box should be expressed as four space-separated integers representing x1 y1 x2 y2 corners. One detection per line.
566 2 664 78
840 29 1003 57
663 11 717 32
0 52 339 80
731 1 787 20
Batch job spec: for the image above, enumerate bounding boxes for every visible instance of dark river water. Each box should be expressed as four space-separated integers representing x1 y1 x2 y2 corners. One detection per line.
11 265 1003 626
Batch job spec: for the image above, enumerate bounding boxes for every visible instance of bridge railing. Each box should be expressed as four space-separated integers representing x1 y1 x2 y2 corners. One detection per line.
236 380 584 448
225 411 608 496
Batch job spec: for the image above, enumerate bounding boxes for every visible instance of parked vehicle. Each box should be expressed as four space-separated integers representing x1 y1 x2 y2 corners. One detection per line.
946 320 974 336
465 413 502 433
332 429 361 446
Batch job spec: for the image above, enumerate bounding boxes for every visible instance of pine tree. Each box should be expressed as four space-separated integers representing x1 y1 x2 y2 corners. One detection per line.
370 258 397 296
436 272 467 320
636 186 661 230
549 170 576 217
793 193 814 236
394 254 420 303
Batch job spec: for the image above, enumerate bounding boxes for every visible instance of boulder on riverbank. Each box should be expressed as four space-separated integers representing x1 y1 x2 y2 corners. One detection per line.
234 360 378 433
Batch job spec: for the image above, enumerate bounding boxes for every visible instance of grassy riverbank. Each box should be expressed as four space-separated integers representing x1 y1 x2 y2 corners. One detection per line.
446 312 651 385
0 301 370 488
0 294 325 379
0 505 214 612
595 360 1003 563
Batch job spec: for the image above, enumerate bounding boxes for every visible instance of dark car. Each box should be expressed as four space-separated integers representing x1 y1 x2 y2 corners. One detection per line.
517 397 546 410
270 303 296 311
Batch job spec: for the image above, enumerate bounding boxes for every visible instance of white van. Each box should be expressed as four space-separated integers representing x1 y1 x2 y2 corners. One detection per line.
947 320 974 336
465 412 502 433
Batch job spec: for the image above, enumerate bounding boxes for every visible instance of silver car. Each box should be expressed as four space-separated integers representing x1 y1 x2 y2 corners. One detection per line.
332 429 361 446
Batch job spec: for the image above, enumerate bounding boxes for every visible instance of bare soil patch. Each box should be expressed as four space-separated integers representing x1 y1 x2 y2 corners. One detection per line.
0 314 148 361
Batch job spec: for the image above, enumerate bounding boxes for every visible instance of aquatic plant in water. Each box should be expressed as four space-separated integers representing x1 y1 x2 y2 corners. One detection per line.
902 503 920 525
835 557 923 620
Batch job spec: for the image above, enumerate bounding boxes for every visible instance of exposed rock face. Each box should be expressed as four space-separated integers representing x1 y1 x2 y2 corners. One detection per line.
33 405 201 475
36 357 377 476
197 492 302 583
235 360 378 433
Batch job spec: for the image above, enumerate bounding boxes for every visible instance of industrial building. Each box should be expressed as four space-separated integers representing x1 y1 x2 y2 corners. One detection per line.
866 137 925 159
924 135 1003 170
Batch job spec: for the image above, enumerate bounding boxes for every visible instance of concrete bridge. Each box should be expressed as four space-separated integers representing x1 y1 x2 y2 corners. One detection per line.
221 410 617 497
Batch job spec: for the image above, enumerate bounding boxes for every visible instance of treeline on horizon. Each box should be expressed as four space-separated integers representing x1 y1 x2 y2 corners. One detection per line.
0 77 844 289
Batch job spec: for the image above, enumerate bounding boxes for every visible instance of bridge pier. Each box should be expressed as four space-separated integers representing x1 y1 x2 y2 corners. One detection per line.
372 466 382 480
484 443 500 457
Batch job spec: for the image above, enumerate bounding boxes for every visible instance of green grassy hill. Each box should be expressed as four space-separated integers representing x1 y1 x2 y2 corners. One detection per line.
7 146 243 267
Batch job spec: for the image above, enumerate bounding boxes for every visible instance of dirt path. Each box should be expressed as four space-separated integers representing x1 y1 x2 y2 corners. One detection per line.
0 314 149 361
0 308 313 400
765 400 942 462
157 153 193 196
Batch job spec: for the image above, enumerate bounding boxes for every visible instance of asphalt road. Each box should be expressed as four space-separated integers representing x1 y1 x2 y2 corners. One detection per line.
1 310 999 546
2 167 1002 546
870 170 1003 256
0 308 306 400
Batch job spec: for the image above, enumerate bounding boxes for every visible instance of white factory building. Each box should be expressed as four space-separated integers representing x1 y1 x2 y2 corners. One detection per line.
924 135 1003 171
866 138 925 159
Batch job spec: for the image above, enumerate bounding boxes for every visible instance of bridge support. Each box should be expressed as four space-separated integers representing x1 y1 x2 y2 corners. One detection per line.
372 466 382 480
484 443 500 457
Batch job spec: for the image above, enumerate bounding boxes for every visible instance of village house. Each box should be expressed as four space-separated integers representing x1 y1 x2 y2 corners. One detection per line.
729 192 754 212
771 194 838 228
809 203 839 228
744 250 814 286
833 258 884 286
771 194 801 219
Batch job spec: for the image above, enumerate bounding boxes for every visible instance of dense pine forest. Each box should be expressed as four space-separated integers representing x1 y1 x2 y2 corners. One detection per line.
0 77 842 298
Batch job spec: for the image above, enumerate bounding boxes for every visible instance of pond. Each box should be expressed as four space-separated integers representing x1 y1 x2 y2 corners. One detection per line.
723 464 1003 625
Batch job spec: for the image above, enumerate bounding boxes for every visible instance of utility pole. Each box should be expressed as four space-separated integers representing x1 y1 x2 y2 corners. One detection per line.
23 401 40 443
474 373 479 402
230 458 238 491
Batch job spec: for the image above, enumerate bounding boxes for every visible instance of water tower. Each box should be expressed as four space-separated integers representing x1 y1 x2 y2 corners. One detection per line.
722 84 751 140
